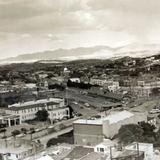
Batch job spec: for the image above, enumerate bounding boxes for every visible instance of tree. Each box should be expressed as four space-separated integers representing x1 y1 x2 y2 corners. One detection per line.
0 128 7 147
29 128 35 141
151 88 160 96
11 130 20 147
139 122 155 137
118 124 144 145
21 128 27 134
35 109 49 121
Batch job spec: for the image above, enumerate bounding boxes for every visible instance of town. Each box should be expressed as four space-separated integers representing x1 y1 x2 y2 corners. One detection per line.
0 55 160 160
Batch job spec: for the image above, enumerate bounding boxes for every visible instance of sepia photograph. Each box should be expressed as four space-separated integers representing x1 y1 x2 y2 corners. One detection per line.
0 0 160 159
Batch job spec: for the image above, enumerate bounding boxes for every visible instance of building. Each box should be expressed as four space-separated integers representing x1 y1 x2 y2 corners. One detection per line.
0 139 43 160
107 81 120 93
0 114 21 127
94 139 117 154
69 78 81 83
147 116 157 127
5 98 66 122
94 140 146 160
111 149 144 160
48 107 70 124
90 78 111 86
125 142 154 160
90 78 119 93
73 110 147 146
130 86 152 98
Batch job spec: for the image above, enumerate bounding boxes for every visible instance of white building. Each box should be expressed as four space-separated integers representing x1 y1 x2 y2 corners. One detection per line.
6 98 67 122
0 114 21 127
94 139 116 154
48 107 70 123
69 78 81 83
90 78 109 86
125 142 154 160
108 82 120 93
90 78 119 92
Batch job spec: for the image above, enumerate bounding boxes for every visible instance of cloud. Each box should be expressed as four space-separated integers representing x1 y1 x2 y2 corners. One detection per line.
88 0 160 14
0 0 160 58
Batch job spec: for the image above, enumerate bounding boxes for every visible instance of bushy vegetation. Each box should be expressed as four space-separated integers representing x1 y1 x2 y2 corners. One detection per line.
47 131 73 147
117 122 160 147
35 109 49 121
67 80 97 89
48 83 65 91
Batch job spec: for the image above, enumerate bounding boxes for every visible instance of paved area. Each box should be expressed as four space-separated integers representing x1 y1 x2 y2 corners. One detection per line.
34 126 73 146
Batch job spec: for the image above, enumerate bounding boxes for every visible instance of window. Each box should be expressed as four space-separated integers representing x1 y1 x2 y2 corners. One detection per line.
100 148 104 152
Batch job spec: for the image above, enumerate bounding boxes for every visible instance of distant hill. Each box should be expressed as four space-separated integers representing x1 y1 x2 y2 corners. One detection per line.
1 43 160 64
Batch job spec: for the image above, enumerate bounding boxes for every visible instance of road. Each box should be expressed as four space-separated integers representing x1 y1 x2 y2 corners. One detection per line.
34 126 73 147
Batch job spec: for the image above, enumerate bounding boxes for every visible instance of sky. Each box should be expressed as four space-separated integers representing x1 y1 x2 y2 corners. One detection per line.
0 0 160 59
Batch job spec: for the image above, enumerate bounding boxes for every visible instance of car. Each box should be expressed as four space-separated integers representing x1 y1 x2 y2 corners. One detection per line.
84 103 90 107
149 109 160 114
73 101 78 105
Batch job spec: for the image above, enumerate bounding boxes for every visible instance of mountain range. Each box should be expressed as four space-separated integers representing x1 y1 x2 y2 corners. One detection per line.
1 43 160 64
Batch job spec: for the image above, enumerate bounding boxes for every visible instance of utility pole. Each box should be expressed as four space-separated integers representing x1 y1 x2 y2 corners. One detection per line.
110 146 112 160
65 86 68 106
137 142 140 160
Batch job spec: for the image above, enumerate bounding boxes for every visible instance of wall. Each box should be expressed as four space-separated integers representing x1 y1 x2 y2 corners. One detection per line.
73 123 103 146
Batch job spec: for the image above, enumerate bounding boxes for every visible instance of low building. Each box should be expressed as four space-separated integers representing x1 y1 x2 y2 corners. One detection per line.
90 78 120 93
73 111 147 146
125 142 154 160
94 140 146 160
130 86 152 98
107 81 120 93
0 114 21 127
48 107 70 123
112 149 144 160
5 98 66 122
94 139 117 154
0 139 43 160
69 78 81 83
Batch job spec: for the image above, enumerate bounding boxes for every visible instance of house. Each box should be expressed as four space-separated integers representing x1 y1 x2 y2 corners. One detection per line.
5 98 66 122
0 139 44 160
73 111 147 146
48 107 70 124
69 78 81 83
94 140 146 160
94 139 117 154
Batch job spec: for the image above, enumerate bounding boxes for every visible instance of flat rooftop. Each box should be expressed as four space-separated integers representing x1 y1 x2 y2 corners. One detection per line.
0 113 20 119
112 150 144 159
7 98 64 111
73 110 134 125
